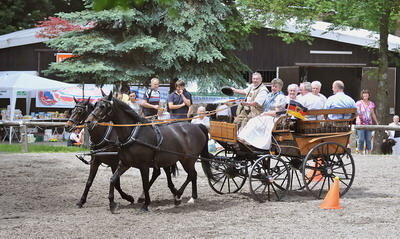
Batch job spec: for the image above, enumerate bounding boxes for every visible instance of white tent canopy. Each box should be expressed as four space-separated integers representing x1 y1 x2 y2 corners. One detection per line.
0 72 72 120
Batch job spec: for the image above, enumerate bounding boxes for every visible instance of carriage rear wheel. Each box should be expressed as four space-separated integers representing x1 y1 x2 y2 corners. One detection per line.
302 142 355 199
249 155 290 202
202 149 247 194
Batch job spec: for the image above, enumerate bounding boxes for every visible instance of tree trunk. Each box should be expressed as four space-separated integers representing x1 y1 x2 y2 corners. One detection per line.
372 5 391 154
395 19 400 37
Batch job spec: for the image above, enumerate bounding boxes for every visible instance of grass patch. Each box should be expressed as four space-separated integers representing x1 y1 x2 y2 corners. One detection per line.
0 144 88 153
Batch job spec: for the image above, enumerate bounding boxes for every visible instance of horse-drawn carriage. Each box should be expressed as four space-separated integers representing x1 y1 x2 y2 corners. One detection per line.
202 108 356 202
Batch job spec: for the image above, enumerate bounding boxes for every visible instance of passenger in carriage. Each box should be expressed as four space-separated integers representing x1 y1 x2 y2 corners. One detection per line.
191 106 210 129
286 84 299 103
311 81 327 105
296 82 324 120
296 82 307 101
231 72 269 130
238 78 286 150
216 103 232 122
324 80 356 119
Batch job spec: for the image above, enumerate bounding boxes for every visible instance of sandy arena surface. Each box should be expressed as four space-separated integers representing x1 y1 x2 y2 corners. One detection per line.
0 152 399 238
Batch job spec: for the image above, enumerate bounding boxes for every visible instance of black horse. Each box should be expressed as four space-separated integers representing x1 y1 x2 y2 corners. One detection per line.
65 97 178 208
85 92 209 212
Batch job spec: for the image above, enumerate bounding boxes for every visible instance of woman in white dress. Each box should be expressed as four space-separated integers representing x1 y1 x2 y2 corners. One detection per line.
387 115 400 154
238 78 286 150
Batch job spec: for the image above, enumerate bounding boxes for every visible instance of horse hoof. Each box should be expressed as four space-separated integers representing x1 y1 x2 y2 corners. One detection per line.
110 202 119 214
174 196 182 206
126 195 135 204
138 198 145 204
187 198 195 204
140 206 149 212
76 201 84 208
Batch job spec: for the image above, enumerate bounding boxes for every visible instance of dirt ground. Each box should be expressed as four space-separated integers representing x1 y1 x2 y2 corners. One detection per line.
0 152 399 238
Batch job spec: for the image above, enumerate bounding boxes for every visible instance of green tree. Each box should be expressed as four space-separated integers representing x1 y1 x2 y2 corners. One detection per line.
0 0 85 35
44 0 251 91
239 0 400 153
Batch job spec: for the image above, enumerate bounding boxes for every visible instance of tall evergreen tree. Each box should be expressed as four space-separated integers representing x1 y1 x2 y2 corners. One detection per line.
45 0 251 91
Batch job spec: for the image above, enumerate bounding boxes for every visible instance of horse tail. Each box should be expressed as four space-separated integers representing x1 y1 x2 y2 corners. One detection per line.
197 124 210 158
197 124 214 179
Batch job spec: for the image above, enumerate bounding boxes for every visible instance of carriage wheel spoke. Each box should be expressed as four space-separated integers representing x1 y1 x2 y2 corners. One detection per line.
211 174 225 183
271 184 281 200
254 180 265 192
318 177 327 198
232 177 240 189
310 176 323 191
337 177 350 187
280 173 289 187
219 176 228 192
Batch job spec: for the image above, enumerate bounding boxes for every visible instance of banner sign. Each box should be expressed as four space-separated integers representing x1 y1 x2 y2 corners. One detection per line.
36 85 112 108
36 84 240 108
129 86 238 104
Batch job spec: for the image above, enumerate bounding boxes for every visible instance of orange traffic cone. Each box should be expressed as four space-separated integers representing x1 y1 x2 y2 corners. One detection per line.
320 176 342 209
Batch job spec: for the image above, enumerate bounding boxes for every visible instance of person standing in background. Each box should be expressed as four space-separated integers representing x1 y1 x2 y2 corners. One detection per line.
141 78 161 118
355 89 379 154
168 80 192 119
387 115 400 154
127 91 142 115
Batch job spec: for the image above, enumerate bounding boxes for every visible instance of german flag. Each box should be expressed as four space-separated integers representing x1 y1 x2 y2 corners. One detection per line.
287 100 308 120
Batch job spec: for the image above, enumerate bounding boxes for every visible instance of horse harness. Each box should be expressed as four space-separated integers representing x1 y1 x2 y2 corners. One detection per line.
89 124 113 149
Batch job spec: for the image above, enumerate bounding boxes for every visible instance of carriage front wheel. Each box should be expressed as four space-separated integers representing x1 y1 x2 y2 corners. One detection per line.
249 155 290 202
302 142 355 199
201 149 247 194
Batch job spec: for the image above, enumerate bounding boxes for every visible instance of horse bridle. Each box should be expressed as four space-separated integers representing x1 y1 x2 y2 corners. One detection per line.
89 99 113 123
68 103 91 125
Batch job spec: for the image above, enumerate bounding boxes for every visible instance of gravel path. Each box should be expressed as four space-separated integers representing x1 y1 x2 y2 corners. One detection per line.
0 152 399 238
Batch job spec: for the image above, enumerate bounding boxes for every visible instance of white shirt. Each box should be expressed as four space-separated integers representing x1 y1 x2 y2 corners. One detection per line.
69 132 80 143
158 112 170 120
191 116 210 128
216 104 231 117
298 92 325 120
316 93 327 105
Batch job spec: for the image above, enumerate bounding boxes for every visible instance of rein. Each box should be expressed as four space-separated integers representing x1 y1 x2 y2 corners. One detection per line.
81 101 241 128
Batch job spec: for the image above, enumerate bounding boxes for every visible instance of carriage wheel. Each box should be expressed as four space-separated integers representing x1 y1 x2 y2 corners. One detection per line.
302 142 355 199
249 155 290 202
202 149 247 194
281 156 306 191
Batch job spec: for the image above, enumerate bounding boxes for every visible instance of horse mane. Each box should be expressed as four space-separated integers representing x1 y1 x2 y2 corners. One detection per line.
112 98 149 123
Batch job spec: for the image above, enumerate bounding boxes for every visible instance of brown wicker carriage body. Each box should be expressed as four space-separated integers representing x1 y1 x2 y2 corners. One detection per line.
272 108 356 157
206 108 356 201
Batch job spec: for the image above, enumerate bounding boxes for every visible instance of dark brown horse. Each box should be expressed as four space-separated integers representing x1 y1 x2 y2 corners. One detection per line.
85 92 209 212
66 97 178 208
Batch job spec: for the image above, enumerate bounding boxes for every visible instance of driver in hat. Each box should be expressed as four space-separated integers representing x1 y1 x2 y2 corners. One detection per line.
231 72 269 130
